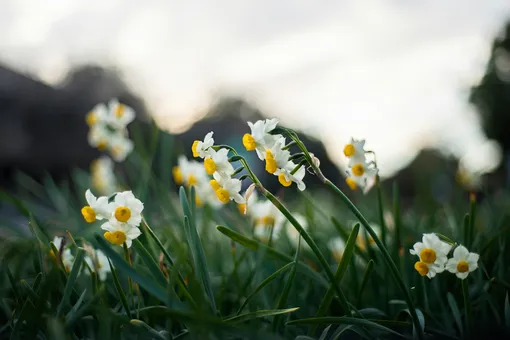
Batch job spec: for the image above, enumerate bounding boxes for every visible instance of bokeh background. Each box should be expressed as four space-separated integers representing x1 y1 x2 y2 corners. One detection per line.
1 0 510 203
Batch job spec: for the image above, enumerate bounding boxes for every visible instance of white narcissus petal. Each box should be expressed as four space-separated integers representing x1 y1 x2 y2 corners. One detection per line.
467 252 479 264
457 272 469 280
445 259 457 272
453 245 469 260
85 189 96 206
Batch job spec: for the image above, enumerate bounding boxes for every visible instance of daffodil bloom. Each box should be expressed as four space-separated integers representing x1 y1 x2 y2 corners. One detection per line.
410 233 452 279
343 138 367 166
192 132 214 158
264 137 290 174
445 245 479 279
250 198 284 242
84 249 112 281
109 133 134 162
106 99 135 130
204 148 234 176
86 103 109 127
91 157 117 195
237 189 258 215
345 164 378 194
110 191 144 227
328 237 346 263
243 118 281 160
62 248 75 273
101 220 141 248
87 125 111 151
81 189 111 223
210 172 245 204
274 161 306 191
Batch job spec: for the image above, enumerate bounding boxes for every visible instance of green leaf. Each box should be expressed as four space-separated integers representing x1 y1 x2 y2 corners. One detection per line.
47 318 67 340
65 289 88 321
447 292 463 337
225 308 300 324
236 262 294 315
181 187 218 314
357 259 374 304
57 247 85 317
132 239 168 287
109 258 132 319
65 287 105 329
130 319 167 340
287 317 406 338
95 236 168 304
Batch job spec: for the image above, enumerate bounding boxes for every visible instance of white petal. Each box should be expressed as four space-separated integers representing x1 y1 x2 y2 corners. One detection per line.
125 239 132 248
468 261 479 272
467 253 479 264
101 221 116 232
422 233 439 247
85 189 96 206
445 259 458 273
297 181 306 191
457 272 469 280
453 245 469 260
126 227 141 240
438 241 452 255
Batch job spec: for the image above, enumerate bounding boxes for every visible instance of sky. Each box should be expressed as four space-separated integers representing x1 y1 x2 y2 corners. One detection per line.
1 0 509 177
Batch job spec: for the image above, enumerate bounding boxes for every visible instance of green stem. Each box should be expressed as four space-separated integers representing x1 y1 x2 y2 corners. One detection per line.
462 279 472 339
261 187 352 316
322 178 424 340
123 243 133 302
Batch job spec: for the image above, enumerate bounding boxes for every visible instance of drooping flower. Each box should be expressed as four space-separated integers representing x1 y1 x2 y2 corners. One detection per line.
81 189 111 223
110 191 144 227
210 172 245 204
106 99 136 130
410 233 452 279
445 245 479 280
109 133 134 162
101 220 141 248
84 249 112 281
192 132 214 158
204 148 234 176
274 161 306 191
243 118 281 160
328 237 346 263
91 157 117 195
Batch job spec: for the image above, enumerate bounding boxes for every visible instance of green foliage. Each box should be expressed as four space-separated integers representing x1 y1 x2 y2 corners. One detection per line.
1 127 510 340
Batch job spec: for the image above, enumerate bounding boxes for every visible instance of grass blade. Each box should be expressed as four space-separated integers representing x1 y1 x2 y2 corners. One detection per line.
132 239 168 287
225 308 299 324
357 259 375 305
447 292 463 337
109 258 132 319
56 247 85 317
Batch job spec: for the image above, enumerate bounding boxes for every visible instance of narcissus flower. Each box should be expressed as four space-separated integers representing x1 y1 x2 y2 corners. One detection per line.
87 125 111 151
110 191 144 227
274 161 306 191
192 132 214 158
343 138 367 166
86 103 109 127
410 233 452 279
101 220 141 248
237 188 258 215
328 237 346 263
345 163 378 194
109 134 134 162
204 148 234 176
446 245 479 279
91 157 117 195
106 99 135 129
243 119 280 160
62 248 75 273
264 137 290 174
81 189 111 223
84 249 112 281
210 172 245 204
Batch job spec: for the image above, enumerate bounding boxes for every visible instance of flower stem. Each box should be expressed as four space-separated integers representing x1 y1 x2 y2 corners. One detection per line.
123 242 133 302
462 279 472 339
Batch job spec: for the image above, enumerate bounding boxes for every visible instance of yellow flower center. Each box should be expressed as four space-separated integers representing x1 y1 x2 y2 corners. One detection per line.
343 144 355 157
111 146 121 158
192 141 200 158
104 230 127 245
242 134 256 151
265 150 277 174
215 188 230 203
86 111 97 126
278 173 292 187
419 248 437 264
204 158 217 175
457 260 469 273
346 177 357 190
351 164 365 177
414 261 429 276
115 104 125 117
210 179 221 191
257 216 275 225
97 140 108 151
115 206 132 223
238 203 247 215
81 206 96 223
187 174 197 186
172 166 183 184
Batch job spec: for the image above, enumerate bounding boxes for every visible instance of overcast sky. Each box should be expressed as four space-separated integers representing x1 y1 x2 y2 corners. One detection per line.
1 0 509 177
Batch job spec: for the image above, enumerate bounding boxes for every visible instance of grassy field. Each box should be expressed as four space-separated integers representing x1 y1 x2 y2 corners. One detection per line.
1 118 510 340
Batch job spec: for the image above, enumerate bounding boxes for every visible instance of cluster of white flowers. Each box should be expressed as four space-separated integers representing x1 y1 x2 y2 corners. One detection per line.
410 233 479 280
342 138 378 193
86 99 135 162
91 156 118 195
238 191 308 247
191 132 245 205
81 189 143 248
51 236 112 281
243 119 306 191
172 155 222 208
